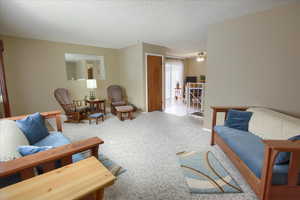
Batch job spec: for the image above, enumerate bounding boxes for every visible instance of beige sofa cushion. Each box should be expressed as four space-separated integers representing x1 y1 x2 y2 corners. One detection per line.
0 120 29 162
247 107 300 140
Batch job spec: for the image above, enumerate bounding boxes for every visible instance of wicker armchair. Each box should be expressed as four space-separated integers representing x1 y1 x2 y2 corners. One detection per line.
107 85 127 115
54 88 89 122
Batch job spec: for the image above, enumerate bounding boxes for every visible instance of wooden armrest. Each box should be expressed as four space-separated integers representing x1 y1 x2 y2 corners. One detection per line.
4 110 63 132
263 140 300 152
261 139 300 189
0 137 103 178
211 106 249 112
4 110 61 121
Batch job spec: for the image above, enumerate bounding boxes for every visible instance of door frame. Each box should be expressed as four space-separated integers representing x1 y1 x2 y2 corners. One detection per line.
145 53 165 112
0 40 11 117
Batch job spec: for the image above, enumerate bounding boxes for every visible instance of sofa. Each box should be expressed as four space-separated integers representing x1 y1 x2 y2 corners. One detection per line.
211 106 300 200
0 110 103 188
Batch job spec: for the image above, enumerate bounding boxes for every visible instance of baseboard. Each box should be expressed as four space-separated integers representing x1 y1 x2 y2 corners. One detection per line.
202 128 211 132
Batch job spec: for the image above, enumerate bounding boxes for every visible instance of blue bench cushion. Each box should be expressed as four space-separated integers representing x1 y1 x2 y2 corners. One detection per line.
214 125 298 185
89 113 104 118
34 132 85 163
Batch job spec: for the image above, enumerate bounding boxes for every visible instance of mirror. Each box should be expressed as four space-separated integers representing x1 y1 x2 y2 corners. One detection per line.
65 53 105 80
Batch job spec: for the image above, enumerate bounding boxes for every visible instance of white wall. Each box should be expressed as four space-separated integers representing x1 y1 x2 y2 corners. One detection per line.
204 2 300 128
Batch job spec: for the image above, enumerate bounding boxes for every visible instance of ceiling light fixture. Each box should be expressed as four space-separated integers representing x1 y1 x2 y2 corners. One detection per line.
196 52 206 62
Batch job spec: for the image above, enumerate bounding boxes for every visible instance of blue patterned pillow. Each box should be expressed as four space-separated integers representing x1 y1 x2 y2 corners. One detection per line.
16 113 49 144
225 109 253 131
275 135 300 165
18 145 53 156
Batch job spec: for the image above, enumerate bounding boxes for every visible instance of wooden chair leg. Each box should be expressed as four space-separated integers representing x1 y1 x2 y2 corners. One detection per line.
96 118 98 124
102 116 104 121
76 112 80 123
95 189 104 200
117 112 121 120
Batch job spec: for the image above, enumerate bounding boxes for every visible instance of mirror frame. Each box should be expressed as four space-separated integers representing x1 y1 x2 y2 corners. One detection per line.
64 53 106 81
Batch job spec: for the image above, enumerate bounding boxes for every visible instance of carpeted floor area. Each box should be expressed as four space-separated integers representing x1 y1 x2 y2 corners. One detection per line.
50 111 258 200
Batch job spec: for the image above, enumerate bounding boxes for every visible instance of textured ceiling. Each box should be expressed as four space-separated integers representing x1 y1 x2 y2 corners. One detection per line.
0 0 298 56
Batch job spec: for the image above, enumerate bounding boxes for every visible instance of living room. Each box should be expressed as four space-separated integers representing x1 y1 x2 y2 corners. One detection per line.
0 1 300 200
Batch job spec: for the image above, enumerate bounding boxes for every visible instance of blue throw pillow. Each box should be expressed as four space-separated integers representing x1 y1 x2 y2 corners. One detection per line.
275 135 300 165
16 113 49 144
225 109 253 131
18 145 53 156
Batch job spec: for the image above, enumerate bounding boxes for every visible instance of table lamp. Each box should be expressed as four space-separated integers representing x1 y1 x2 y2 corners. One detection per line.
87 79 97 100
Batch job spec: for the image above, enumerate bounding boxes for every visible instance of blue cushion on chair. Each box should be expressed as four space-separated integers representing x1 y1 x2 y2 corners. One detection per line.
275 135 300 165
16 113 49 144
225 109 253 131
89 113 104 118
18 145 53 156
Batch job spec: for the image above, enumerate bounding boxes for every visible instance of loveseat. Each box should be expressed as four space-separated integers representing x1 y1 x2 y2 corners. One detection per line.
211 106 300 200
0 111 103 188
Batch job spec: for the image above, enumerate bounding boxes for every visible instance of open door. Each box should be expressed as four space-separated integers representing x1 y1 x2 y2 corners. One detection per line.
147 55 163 112
0 40 11 117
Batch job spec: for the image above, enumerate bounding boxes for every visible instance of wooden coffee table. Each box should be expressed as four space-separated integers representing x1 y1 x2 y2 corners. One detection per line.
115 105 134 121
0 157 116 200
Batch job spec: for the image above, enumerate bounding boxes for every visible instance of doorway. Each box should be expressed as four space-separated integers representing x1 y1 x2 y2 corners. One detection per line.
147 55 163 112
164 59 185 116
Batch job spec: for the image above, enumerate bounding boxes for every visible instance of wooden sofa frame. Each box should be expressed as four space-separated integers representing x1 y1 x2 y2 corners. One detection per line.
211 106 300 200
0 110 103 187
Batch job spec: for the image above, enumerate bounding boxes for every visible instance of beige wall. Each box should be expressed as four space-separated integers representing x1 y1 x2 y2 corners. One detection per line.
0 35 120 115
118 42 168 111
184 57 207 78
0 34 170 115
204 3 300 128
118 43 144 110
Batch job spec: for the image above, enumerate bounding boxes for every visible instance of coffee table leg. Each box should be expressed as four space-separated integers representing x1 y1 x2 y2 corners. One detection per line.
95 189 104 200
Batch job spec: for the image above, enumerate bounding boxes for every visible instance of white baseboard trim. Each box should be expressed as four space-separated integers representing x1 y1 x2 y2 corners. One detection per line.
202 128 212 132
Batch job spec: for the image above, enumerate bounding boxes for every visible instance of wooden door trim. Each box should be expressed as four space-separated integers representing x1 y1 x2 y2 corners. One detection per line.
146 54 164 112
0 40 11 117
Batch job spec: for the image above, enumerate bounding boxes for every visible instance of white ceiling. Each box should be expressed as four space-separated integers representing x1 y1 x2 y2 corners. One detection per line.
0 0 298 56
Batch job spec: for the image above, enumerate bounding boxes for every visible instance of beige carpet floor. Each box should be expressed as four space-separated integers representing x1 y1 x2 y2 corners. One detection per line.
48 111 258 200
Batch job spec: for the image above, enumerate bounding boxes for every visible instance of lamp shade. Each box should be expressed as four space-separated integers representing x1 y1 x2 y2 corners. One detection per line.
86 79 97 89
